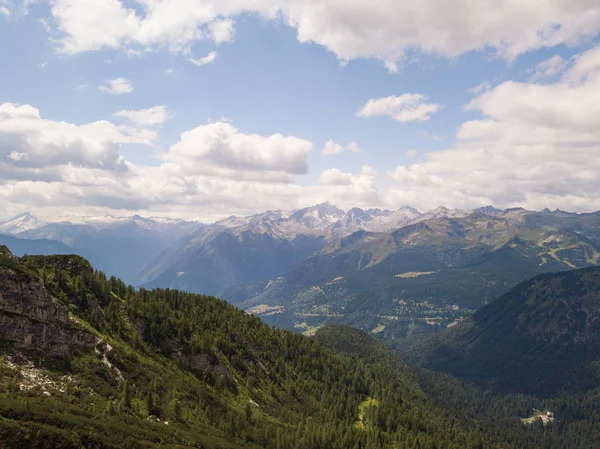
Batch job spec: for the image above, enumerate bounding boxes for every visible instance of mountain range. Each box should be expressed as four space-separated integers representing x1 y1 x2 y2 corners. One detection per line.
222 207 600 341
138 203 422 294
0 203 423 289
0 213 203 285
3 204 600 345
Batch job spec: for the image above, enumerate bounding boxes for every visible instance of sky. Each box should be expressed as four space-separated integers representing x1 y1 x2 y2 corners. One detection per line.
1 0 600 221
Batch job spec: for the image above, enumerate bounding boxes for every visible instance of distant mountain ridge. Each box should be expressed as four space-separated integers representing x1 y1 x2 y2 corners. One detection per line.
143 202 592 296
3 204 600 300
3 203 593 239
0 212 44 234
0 234 94 260
0 202 435 243
206 202 423 239
0 203 425 293
222 207 600 341
0 214 204 285
137 203 424 294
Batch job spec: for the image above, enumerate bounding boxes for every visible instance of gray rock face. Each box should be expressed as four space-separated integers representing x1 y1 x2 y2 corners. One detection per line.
166 338 234 382
0 263 97 356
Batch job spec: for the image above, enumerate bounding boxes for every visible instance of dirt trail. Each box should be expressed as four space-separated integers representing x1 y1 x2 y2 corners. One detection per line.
95 340 123 381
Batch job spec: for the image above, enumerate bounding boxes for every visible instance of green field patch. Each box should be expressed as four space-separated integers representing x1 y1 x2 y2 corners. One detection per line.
370 325 386 334
395 271 437 279
294 322 323 336
521 409 554 426
355 397 379 430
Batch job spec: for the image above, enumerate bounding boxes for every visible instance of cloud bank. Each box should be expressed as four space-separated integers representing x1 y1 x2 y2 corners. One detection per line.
3 43 600 220
46 0 600 69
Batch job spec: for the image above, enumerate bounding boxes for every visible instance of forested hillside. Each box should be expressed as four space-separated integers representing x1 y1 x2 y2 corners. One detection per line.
1 247 599 448
398 267 600 397
0 247 493 449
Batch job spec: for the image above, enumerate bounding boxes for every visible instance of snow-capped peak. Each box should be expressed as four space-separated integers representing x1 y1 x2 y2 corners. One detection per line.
473 206 504 217
0 212 45 234
53 215 124 226
424 207 468 219
289 202 346 225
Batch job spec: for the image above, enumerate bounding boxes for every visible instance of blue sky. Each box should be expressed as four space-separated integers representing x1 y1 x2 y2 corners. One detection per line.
1 1 600 220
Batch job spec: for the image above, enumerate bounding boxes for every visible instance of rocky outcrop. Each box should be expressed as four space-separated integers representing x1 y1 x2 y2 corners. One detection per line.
165 337 234 382
0 247 97 356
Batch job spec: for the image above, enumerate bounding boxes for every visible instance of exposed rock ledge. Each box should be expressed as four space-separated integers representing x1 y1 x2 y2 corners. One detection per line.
0 247 97 356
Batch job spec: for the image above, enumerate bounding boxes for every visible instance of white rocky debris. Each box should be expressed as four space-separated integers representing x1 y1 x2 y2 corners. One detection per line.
95 340 124 382
2 355 74 395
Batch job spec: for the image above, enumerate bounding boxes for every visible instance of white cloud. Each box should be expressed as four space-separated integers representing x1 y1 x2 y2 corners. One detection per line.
50 0 139 55
188 51 217 66
284 1 600 64
312 166 381 207
389 164 442 188
358 94 441 122
530 55 567 80
0 102 150 177
346 142 362 153
361 165 378 177
0 0 12 16
6 42 600 220
383 61 400 73
318 168 353 186
0 102 317 220
318 166 378 187
114 106 171 127
98 77 133 95
209 19 234 44
387 45 600 212
0 103 40 120
406 149 418 158
163 121 311 176
321 140 344 155
38 17 52 32
564 45 600 84
8 151 28 161
321 140 363 155
43 0 600 68
0 103 388 220
470 82 490 94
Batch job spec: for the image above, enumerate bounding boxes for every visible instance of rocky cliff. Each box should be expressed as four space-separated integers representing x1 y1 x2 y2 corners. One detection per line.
0 246 97 355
